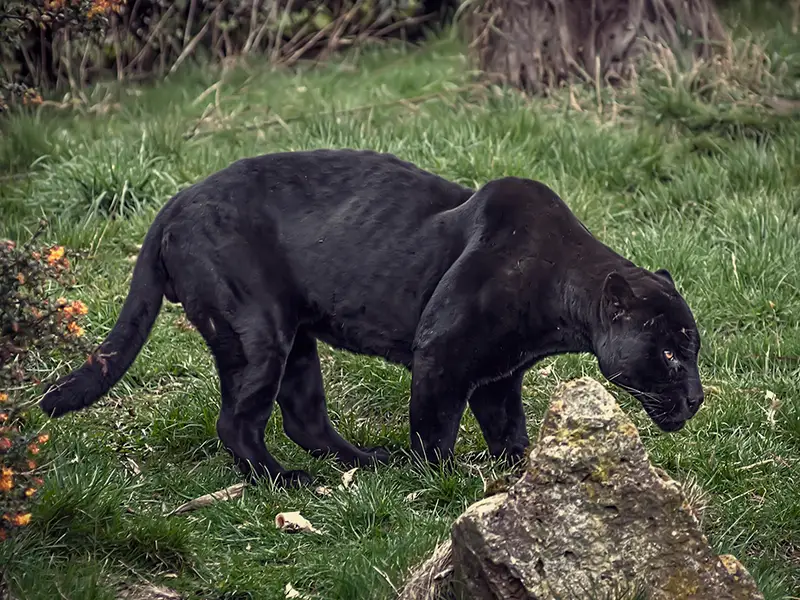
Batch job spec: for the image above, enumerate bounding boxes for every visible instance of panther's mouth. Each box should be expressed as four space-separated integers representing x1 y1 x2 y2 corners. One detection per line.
636 396 688 433
608 380 692 433
654 418 686 433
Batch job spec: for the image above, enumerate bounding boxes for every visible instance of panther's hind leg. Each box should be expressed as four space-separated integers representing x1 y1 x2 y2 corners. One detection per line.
277 330 390 467
191 305 311 487
165 231 309 487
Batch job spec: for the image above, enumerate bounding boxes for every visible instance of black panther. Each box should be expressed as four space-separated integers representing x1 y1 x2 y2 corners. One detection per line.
40 149 704 486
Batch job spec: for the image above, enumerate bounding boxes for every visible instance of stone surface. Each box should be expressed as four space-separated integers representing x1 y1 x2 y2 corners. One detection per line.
400 377 763 600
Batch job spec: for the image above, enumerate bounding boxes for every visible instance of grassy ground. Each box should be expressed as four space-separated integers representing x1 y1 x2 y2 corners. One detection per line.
1 11 799 600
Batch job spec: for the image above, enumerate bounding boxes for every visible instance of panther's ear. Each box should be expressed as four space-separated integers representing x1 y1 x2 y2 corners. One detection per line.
655 268 675 286
601 272 637 321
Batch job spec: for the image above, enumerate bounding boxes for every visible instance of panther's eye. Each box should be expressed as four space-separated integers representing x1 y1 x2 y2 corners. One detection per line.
663 349 675 361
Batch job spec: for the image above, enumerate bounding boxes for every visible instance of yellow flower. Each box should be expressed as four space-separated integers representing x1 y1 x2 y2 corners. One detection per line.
0 393 7 403
47 246 65 264
0 476 12 492
25 488 37 497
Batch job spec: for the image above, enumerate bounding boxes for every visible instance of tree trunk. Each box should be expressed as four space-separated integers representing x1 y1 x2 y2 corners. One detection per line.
466 0 729 94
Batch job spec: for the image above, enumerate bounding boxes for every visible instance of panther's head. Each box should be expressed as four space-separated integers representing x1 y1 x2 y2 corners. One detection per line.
594 269 704 432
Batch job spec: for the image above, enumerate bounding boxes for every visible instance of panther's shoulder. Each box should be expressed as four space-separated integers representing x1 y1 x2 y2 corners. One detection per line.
472 176 587 236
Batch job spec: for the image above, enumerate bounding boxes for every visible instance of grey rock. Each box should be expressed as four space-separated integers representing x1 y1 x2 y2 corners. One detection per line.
400 377 763 600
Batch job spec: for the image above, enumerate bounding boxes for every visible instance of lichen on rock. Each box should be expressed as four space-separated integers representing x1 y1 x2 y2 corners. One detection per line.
399 377 764 600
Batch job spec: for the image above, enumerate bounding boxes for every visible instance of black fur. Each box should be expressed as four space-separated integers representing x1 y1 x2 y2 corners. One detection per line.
40 149 704 485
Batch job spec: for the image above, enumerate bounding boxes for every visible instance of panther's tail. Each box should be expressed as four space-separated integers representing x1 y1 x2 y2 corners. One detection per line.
39 223 167 418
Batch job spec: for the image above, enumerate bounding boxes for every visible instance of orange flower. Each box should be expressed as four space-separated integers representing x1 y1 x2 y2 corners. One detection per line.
47 246 65 265
0 412 7 423
31 308 43 319
0 467 14 491
28 443 40 455
27 460 36 470
62 300 88 318
22 91 42 106
88 0 108 18
0 393 7 403
11 513 31 526
32 251 41 260
38 434 50 444
25 488 37 497
71 300 88 315
56 296 67 307
16 273 25 284
0 438 11 452
67 322 85 337
87 0 124 18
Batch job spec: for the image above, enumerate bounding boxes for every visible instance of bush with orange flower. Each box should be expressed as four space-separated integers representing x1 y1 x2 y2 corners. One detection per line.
0 0 124 111
0 219 93 540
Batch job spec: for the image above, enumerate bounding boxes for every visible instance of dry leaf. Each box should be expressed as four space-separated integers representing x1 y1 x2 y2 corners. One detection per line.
125 456 142 476
315 485 333 497
404 490 422 503
275 511 320 534
117 583 181 600
285 583 302 599
341 467 358 489
167 483 247 515
765 390 781 429
175 315 196 331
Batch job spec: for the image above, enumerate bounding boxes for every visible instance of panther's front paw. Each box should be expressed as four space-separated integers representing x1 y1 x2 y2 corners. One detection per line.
277 469 314 488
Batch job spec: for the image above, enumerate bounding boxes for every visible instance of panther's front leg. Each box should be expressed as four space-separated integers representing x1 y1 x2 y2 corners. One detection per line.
408 346 472 464
468 371 530 464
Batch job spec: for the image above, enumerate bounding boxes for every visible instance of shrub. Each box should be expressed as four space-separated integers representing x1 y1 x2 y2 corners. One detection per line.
1 1 440 105
0 0 123 110
0 220 93 541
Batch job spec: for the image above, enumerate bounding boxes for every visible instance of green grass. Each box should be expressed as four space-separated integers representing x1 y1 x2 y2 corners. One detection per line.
1 19 800 600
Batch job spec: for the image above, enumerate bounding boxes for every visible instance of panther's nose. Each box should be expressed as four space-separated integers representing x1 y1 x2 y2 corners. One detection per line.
686 392 704 414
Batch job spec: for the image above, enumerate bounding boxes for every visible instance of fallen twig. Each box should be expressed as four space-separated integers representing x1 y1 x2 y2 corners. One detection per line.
166 482 247 515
